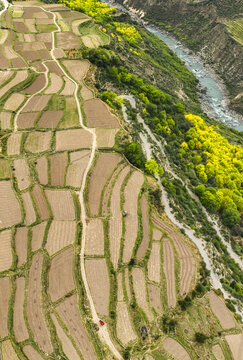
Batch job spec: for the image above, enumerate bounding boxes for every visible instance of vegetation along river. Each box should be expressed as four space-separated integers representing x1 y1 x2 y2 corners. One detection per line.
103 0 243 131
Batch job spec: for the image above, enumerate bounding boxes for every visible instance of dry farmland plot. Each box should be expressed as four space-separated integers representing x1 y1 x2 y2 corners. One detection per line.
148 283 162 314
45 220 76 255
53 48 66 59
153 227 162 241
152 215 195 297
0 181 21 229
22 95 50 112
17 112 39 129
51 314 81 360
56 295 97 360
66 150 90 188
85 258 110 316
212 344 225 360
163 238 176 308
7 132 22 155
132 268 153 321
15 227 28 267
137 194 150 260
116 302 137 345
84 99 120 128
32 184 50 220
102 164 124 216
1 340 19 360
13 277 29 342
88 152 121 215
125 267 131 300
26 252 53 354
209 291 235 329
31 221 47 252
0 70 28 99
45 189 75 220
21 192 36 225
0 70 11 87
0 159 10 179
25 131 51 153
96 128 118 148
38 110 63 128
23 345 45 360
45 73 63 94
55 129 92 151
61 76 75 95
46 61 63 75
117 272 124 301
147 242 161 283
24 74 46 94
62 59 90 83
163 338 191 360
56 32 81 49
36 156 48 185
0 277 10 337
81 83 93 101
85 218 104 255
123 171 144 263
49 152 68 186
49 247 75 302
4 93 25 111
0 111 11 130
14 158 30 191
226 334 243 360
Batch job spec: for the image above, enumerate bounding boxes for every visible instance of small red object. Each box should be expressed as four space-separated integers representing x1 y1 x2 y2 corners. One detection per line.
99 320 105 326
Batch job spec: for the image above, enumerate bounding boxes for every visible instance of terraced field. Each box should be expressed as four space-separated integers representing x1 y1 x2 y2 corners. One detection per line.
0 1 242 360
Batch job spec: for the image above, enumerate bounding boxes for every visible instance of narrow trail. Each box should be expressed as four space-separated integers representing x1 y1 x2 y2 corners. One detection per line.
8 3 123 359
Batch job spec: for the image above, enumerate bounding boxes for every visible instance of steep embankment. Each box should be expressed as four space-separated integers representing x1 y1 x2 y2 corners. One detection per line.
121 0 243 114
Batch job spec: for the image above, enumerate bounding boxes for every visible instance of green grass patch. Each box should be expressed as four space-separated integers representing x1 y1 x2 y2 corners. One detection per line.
58 97 80 128
36 24 57 33
0 159 10 178
225 18 243 45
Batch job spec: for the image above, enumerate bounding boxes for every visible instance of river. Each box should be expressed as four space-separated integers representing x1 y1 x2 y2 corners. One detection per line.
102 0 243 131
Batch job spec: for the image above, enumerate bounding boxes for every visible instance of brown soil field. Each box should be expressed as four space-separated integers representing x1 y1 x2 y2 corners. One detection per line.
61 76 75 95
0 277 10 337
88 152 121 215
225 334 243 360
24 74 46 94
117 272 124 301
209 291 235 329
137 194 150 260
4 46 18 60
22 95 50 112
163 238 176 308
45 220 76 255
32 184 50 220
25 131 51 153
85 218 104 255
102 164 124 216
38 49 51 60
17 112 38 129
4 93 25 111
15 227 28 267
66 150 90 188
7 132 22 155
55 129 92 151
56 295 97 360
125 268 131 300
49 152 68 186
132 267 153 321
23 345 45 360
21 192 36 225
163 338 191 360
26 253 53 354
20 50 39 61
25 19 37 33
14 20 29 33
31 221 47 252
0 112 11 130
12 57 26 68
38 110 63 129
148 283 162 314
212 344 225 360
1 340 19 360
153 228 162 241
147 242 161 283
33 61 46 72
13 277 29 342
0 70 11 88
116 302 137 345
51 314 81 360
49 247 75 302
36 32 52 43
71 18 90 35
0 70 28 98
123 171 144 263
36 18 53 24
96 128 118 148
0 181 21 228
81 83 93 101
0 53 9 69
85 258 110 316
53 48 66 59
45 189 75 220
45 73 63 94
34 10 49 18
14 158 30 191
0 29 9 45
36 156 48 185
62 59 89 83
84 99 120 128
56 32 81 49
45 60 63 75
152 215 195 297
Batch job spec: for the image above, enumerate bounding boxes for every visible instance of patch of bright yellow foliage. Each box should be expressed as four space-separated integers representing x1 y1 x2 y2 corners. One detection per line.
113 22 142 44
